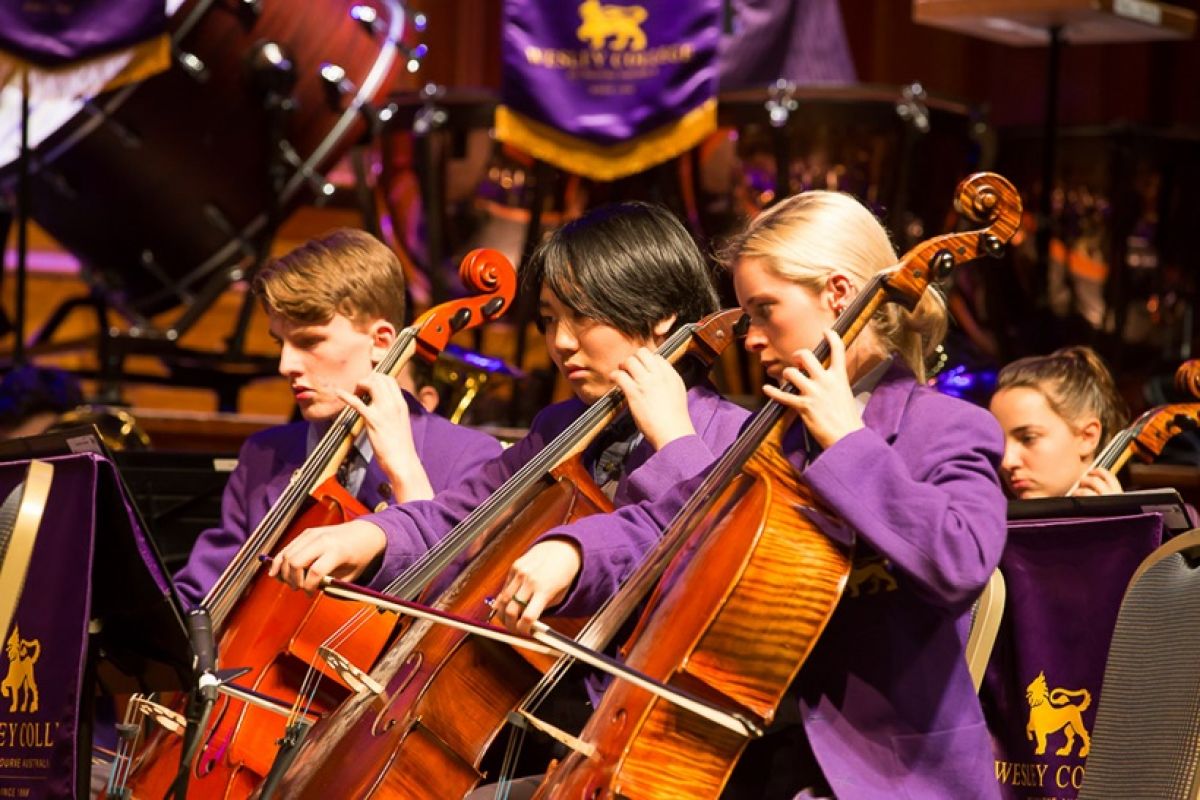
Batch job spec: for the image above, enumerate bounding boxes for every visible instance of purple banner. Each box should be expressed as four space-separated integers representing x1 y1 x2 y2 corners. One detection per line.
0 456 99 798
981 513 1165 800
498 0 721 180
0 0 165 67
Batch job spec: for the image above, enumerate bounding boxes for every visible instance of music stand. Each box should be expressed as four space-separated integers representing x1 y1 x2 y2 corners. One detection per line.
1008 487 1195 536
0 426 191 688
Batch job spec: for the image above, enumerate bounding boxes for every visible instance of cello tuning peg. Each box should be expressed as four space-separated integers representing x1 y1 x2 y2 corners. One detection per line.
482 296 506 318
931 249 956 279
980 233 1006 260
450 308 474 332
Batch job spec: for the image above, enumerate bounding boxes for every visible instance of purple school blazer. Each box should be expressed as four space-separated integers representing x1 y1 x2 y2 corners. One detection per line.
562 362 1006 799
363 383 749 590
173 395 503 608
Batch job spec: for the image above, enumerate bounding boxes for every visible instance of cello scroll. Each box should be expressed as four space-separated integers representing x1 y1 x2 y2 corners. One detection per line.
411 248 517 363
883 172 1021 307
1175 359 1200 400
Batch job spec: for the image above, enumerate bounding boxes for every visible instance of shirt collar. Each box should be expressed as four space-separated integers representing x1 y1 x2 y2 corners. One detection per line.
852 355 894 414
305 419 375 463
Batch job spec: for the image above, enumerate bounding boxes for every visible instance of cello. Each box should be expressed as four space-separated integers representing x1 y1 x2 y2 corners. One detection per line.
267 308 745 798
525 173 1022 798
105 249 516 799
1083 358 1200 478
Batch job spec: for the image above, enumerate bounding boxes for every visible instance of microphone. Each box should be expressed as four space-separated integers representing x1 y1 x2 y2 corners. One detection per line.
186 607 219 702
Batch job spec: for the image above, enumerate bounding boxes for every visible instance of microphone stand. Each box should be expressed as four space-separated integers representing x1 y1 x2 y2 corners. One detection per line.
165 607 219 800
258 717 313 799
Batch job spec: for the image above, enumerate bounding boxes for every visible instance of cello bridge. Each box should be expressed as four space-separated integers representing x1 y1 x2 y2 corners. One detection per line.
512 710 596 758
131 697 186 736
318 645 384 696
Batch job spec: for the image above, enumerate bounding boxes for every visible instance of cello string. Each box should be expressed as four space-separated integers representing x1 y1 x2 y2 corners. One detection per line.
204 327 420 624
494 724 526 799
375 321 703 600
292 322 714 712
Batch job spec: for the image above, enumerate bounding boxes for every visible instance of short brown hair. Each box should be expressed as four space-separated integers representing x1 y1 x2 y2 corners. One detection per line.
253 228 406 327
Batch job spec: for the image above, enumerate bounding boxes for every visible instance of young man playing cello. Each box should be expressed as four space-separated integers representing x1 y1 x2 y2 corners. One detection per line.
173 227 502 607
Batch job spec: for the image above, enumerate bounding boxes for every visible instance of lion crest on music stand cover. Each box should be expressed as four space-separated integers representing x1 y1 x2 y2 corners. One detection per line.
1 625 40 714
1025 671 1091 757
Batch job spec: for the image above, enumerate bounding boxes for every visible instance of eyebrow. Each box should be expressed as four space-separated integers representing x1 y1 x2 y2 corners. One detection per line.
741 294 775 310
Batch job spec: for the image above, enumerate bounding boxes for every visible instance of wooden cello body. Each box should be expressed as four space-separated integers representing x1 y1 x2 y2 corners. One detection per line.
272 309 745 799
531 172 1023 799
273 460 611 799
120 479 384 798
543 423 850 797
108 250 516 799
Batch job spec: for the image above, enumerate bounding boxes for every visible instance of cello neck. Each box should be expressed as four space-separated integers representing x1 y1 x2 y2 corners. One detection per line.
573 275 888 650
1093 402 1200 477
203 326 421 627
380 309 745 600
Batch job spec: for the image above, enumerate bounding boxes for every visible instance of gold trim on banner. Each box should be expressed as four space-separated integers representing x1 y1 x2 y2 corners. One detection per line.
0 34 169 99
495 99 717 182
99 35 170 92
0 460 54 643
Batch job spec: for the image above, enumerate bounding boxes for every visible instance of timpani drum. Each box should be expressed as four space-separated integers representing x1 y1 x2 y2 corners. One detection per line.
0 0 409 318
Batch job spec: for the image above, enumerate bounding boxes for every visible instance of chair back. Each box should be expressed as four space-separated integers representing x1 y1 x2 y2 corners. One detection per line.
1078 528 1200 799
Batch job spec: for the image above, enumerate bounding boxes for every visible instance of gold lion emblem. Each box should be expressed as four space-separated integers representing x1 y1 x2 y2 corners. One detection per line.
1025 671 1091 757
577 0 648 51
1 626 40 714
846 555 898 597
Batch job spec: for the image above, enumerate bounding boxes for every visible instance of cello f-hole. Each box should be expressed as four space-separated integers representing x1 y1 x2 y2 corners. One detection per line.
372 651 423 736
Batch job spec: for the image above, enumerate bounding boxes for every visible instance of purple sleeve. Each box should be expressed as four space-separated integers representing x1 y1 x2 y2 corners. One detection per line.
364 409 566 589
417 413 505 494
545 475 703 616
544 393 749 616
800 396 1007 607
617 434 723 507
